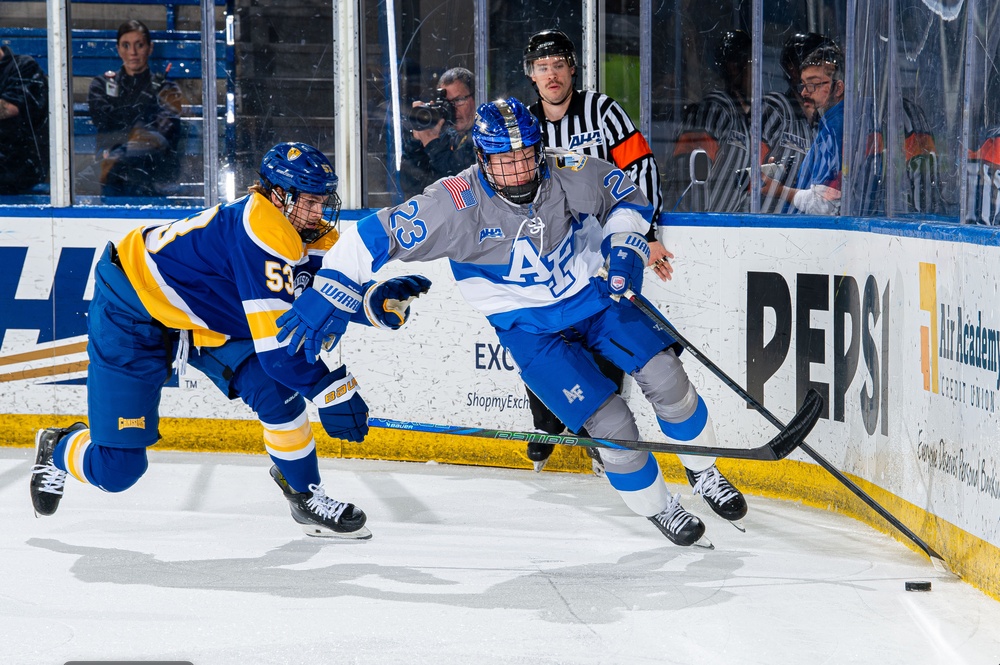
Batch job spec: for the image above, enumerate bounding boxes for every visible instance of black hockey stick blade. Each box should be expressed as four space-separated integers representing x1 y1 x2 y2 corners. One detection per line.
369 417 806 461
766 387 823 459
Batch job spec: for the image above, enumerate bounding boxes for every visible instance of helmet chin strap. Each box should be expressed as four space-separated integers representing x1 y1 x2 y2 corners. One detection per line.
282 190 296 215
499 181 539 204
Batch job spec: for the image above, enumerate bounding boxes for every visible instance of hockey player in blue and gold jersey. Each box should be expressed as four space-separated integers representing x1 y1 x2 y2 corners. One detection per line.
278 99 748 548
29 142 431 539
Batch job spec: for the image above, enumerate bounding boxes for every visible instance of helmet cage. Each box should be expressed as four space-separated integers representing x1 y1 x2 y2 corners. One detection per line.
477 145 546 205
277 188 342 245
259 142 340 243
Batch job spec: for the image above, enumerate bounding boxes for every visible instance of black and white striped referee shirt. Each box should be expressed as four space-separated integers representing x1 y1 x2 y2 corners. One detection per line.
529 89 663 228
671 89 750 213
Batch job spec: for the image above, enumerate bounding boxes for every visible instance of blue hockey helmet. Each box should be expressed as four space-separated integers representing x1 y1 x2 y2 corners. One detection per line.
259 142 341 243
472 97 546 204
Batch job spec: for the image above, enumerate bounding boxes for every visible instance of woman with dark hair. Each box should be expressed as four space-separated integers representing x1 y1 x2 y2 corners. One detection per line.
87 19 183 198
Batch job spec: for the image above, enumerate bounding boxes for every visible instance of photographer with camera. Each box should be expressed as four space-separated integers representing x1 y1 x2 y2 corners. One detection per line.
399 67 476 198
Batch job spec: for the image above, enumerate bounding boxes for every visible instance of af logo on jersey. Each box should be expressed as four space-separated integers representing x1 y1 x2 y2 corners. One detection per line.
505 230 576 297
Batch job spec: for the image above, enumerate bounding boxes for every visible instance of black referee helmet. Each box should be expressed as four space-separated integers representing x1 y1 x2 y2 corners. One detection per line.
714 30 751 73
523 29 577 75
780 32 836 85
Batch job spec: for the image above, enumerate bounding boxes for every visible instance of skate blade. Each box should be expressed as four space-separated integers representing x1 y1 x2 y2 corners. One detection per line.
532 459 548 473
302 524 373 540
692 534 715 550
727 519 746 533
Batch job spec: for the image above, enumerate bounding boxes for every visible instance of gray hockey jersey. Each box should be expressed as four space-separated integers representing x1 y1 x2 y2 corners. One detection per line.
322 148 654 334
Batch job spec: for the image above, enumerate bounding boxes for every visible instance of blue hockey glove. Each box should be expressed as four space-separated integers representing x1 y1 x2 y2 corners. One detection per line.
276 269 363 363
308 365 369 442
602 232 650 297
363 275 432 329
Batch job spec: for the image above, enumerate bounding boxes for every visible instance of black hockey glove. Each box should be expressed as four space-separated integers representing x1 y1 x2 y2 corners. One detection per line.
362 274 432 329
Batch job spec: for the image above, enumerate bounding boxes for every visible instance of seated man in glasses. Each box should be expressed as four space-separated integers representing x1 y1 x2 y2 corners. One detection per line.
761 43 845 215
399 67 477 198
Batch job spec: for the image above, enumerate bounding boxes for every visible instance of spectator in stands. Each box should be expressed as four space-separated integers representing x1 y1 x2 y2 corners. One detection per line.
0 44 49 195
399 67 477 198
87 19 183 198
761 43 845 215
759 32 833 213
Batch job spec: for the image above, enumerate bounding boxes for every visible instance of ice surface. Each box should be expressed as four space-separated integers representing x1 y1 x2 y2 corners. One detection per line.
3 447 999 665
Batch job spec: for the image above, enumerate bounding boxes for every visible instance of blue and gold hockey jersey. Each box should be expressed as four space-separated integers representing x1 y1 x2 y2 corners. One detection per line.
116 191 335 395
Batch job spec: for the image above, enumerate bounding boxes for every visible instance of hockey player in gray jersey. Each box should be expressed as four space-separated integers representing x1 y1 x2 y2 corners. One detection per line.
276 97 747 547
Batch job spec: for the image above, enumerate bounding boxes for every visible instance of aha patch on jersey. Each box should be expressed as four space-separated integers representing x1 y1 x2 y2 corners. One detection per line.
479 227 505 243
555 153 588 171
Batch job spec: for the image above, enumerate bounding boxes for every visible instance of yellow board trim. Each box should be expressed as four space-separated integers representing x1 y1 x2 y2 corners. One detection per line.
3 413 997 601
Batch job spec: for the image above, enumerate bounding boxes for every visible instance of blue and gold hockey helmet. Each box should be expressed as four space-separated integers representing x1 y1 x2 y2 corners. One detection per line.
259 142 341 244
472 97 546 204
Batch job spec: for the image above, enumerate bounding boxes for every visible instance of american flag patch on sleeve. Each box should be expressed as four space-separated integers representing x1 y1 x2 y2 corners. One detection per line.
442 177 478 210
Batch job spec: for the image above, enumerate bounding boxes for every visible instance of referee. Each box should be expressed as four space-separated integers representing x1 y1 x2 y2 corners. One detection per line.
520 29 671 472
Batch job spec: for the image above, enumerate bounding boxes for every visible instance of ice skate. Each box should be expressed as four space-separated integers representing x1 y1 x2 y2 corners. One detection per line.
686 464 748 531
526 436 555 473
270 465 372 539
647 492 712 548
30 422 87 517
585 446 605 477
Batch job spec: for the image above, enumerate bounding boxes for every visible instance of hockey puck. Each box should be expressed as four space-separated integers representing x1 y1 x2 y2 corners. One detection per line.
905 581 932 592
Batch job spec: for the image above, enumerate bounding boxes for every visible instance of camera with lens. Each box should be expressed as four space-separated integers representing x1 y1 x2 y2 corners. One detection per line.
404 89 456 131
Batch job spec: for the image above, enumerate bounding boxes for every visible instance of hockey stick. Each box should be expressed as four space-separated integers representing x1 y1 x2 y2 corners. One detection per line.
368 414 811 461
622 286 950 571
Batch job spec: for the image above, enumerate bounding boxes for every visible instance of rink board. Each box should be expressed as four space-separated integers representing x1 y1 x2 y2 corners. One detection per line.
0 209 998 596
